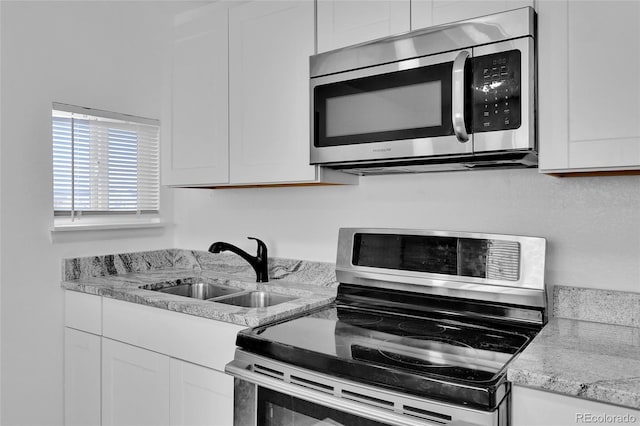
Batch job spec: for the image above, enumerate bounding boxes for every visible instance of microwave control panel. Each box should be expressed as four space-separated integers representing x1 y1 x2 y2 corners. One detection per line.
472 50 521 133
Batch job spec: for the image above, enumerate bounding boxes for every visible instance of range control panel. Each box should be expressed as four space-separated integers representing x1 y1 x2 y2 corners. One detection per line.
472 50 521 133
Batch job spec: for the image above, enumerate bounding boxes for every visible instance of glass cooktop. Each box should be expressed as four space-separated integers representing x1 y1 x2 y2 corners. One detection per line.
236 302 531 410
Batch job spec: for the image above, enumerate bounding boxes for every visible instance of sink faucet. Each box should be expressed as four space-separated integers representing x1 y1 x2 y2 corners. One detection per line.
208 237 269 283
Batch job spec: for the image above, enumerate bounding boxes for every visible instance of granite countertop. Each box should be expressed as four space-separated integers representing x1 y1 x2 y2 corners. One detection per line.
507 286 640 409
64 252 640 409
61 249 338 327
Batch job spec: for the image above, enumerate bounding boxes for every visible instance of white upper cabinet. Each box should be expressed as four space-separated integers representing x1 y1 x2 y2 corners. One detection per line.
228 1 318 184
165 1 357 187
316 1 535 52
411 0 533 29
317 0 410 53
538 0 640 173
164 3 230 186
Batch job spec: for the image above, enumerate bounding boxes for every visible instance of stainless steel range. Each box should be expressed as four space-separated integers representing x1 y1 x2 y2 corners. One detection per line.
226 228 546 426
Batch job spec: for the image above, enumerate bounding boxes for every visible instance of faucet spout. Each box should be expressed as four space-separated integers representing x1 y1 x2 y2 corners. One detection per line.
208 237 269 283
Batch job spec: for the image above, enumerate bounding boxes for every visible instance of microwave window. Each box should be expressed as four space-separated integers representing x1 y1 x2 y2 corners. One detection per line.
313 61 453 147
325 81 442 138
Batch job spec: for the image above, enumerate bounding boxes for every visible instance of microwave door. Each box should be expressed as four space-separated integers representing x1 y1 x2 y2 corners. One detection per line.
310 49 473 165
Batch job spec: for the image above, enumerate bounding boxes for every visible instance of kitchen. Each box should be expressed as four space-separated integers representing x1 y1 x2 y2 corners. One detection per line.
1 0 639 425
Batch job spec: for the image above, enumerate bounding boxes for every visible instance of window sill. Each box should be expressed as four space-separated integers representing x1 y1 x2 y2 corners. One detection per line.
51 217 165 233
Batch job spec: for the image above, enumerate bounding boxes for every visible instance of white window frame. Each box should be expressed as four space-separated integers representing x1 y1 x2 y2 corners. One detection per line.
51 103 163 232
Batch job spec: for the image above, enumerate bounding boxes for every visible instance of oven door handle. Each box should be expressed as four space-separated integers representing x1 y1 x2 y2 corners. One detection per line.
452 50 470 143
226 359 467 426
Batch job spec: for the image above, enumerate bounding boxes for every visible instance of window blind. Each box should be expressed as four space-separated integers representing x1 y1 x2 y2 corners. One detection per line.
52 103 160 217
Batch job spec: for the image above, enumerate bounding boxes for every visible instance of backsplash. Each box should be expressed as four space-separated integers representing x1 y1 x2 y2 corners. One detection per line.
174 250 337 286
553 285 640 328
63 249 177 280
63 249 338 287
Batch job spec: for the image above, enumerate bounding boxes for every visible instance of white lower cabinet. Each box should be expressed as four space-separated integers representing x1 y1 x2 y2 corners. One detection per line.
170 359 234 426
512 386 640 426
64 292 243 426
102 338 171 426
64 328 101 426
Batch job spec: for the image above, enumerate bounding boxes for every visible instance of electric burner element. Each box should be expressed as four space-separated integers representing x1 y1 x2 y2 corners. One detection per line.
397 320 447 334
355 343 495 382
337 311 384 327
377 335 478 367
379 346 475 368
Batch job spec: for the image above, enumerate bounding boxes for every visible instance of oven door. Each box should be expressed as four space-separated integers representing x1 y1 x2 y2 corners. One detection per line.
231 375 443 426
310 49 473 166
227 350 506 426
257 387 394 426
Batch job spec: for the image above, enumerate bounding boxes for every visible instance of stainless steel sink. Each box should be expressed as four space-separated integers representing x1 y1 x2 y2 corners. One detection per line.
140 280 245 301
215 291 296 308
140 279 297 307
157 282 243 300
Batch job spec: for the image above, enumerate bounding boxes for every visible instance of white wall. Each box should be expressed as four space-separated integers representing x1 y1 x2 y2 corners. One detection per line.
0 2 192 424
173 169 640 293
0 2 3 420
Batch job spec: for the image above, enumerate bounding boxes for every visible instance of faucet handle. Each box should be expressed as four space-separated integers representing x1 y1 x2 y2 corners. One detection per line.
247 237 269 282
247 237 267 258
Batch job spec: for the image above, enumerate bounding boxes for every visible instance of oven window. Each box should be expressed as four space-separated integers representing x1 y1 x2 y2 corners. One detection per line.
314 62 453 147
258 387 393 426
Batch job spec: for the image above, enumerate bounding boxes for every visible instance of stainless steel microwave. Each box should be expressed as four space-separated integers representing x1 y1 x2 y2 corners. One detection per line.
310 7 536 174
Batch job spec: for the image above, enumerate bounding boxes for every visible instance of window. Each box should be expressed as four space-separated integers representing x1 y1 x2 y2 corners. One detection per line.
52 103 160 225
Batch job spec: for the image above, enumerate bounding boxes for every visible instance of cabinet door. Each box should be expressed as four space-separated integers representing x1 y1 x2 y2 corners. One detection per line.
170 359 234 426
228 1 317 184
65 328 101 426
102 338 170 426
512 386 640 426
538 1 640 172
411 0 533 30
317 0 410 52
163 3 229 186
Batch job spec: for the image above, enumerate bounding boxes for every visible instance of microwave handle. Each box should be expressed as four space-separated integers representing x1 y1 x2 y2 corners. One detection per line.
452 50 470 143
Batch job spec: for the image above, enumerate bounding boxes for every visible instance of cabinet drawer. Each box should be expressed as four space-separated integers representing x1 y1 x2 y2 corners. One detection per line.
102 297 245 371
65 291 102 335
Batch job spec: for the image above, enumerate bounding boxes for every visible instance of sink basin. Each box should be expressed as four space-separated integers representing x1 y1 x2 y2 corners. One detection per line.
147 282 244 300
215 291 296 308
140 280 297 308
